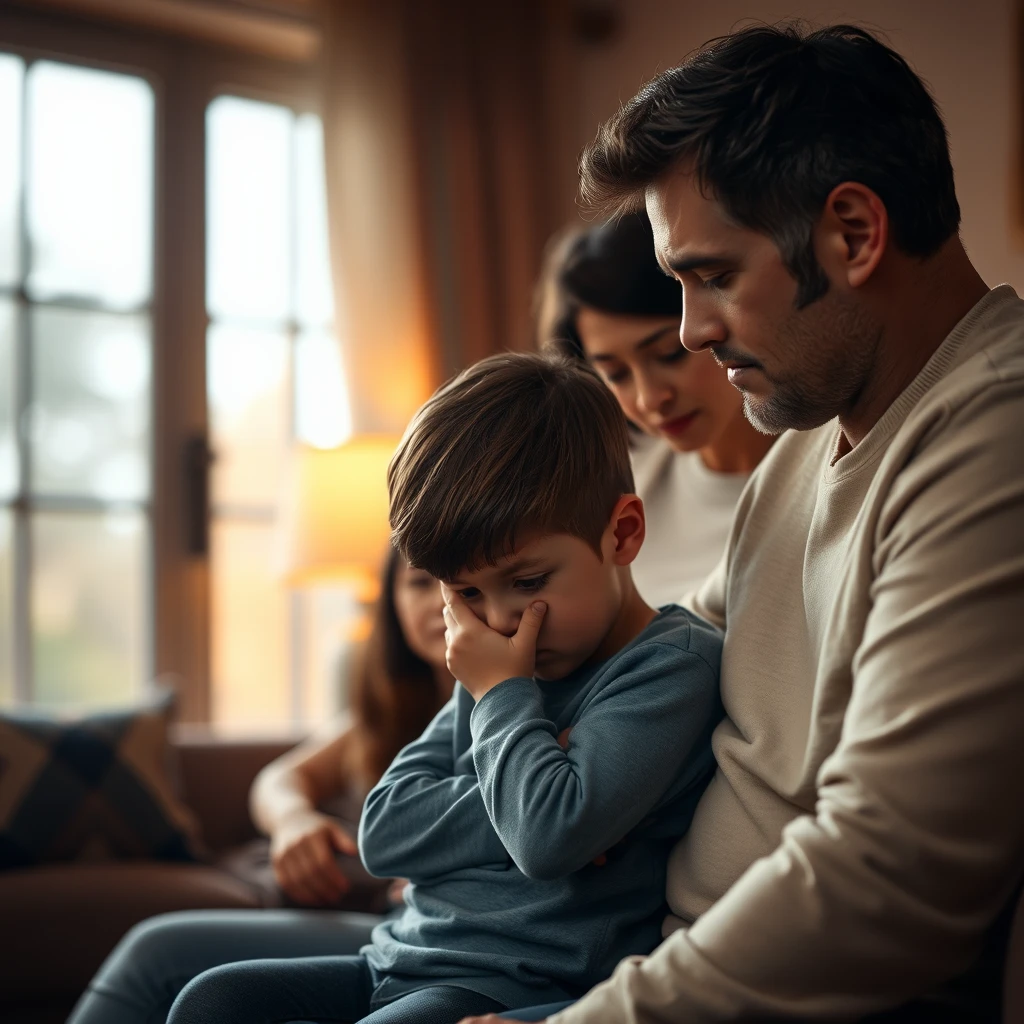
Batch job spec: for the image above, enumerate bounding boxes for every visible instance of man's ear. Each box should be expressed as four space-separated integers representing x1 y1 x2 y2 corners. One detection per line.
815 182 888 289
606 494 646 566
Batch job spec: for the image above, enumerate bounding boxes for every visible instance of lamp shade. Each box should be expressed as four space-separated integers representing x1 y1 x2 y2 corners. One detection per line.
276 436 401 599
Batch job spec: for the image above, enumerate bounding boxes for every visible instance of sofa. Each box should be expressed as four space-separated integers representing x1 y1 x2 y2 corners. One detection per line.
3 733 1021 1024
0 734 296 1024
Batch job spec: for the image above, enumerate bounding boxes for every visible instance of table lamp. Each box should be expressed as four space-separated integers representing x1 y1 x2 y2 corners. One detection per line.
276 435 402 603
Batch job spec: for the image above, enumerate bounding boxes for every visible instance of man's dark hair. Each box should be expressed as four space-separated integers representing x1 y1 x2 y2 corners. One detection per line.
580 22 961 307
536 212 681 360
388 352 633 581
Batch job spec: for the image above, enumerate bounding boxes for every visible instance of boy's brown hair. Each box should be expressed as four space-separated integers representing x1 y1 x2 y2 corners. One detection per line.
388 352 634 581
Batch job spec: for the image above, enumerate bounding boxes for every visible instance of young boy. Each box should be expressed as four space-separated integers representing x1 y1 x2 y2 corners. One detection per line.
166 353 721 1024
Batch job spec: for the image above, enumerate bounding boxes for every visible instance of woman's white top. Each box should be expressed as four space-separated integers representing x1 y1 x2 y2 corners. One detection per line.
629 433 751 608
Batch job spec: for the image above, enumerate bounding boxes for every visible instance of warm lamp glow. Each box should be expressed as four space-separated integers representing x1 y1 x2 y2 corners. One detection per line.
276 436 401 600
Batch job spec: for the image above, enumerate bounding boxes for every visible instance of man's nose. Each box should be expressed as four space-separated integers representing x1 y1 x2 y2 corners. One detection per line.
680 290 726 353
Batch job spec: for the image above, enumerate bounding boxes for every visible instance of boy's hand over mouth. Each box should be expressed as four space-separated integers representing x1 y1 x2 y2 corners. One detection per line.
441 587 547 700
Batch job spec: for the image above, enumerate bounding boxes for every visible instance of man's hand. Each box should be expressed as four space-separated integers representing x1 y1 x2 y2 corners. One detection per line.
442 586 547 700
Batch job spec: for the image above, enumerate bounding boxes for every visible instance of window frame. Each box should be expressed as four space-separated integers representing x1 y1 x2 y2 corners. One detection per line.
0 5 322 725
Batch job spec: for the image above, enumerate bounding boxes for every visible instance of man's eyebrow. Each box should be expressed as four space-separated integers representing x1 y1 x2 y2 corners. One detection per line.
588 325 678 362
663 252 734 276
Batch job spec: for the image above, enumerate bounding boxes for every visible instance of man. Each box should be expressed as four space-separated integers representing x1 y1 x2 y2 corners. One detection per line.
465 21 1024 1024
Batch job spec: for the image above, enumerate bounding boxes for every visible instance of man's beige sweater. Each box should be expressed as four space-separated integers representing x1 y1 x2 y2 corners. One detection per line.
551 285 1024 1022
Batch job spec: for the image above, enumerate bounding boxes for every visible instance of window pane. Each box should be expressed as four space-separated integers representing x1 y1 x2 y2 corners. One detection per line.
0 298 17 499
294 114 334 327
30 306 151 501
294 328 350 449
0 54 23 287
210 518 289 730
208 322 289 507
207 97 292 322
26 62 153 308
31 510 146 707
0 508 12 705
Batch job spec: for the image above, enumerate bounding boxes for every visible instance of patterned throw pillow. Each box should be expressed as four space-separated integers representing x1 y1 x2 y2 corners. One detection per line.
0 691 206 869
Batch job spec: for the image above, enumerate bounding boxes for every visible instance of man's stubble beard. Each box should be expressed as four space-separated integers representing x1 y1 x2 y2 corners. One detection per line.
741 290 881 436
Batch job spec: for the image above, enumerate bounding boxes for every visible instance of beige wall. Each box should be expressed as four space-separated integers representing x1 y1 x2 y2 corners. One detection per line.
571 0 1024 290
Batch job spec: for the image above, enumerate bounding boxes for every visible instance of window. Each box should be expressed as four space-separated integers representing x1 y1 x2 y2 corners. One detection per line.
0 9 350 731
0 54 154 707
205 95 349 731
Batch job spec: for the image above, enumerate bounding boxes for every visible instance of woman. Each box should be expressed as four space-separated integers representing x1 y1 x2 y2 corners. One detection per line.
68 548 451 1024
539 211 775 604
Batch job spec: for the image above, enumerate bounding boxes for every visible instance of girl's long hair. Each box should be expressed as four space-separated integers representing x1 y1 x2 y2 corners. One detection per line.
347 546 447 786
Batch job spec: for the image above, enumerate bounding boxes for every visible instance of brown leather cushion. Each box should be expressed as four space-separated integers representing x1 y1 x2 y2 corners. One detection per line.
0 861 261 1000
175 735 297 853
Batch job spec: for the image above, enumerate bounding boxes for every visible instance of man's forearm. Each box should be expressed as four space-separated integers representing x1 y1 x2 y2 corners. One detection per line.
549 780 1022 1023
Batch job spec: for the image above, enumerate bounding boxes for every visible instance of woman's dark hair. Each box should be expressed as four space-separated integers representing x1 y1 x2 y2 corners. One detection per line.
347 545 445 785
536 211 681 359
579 23 961 307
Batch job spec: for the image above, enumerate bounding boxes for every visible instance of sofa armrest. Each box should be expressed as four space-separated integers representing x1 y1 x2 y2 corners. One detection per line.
0 863 261 1003
174 733 300 853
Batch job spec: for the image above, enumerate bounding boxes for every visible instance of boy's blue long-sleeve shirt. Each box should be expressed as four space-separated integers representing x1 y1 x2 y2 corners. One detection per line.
358 605 722 1010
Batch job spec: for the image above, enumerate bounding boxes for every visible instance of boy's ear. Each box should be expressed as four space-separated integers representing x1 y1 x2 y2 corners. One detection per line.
606 494 646 566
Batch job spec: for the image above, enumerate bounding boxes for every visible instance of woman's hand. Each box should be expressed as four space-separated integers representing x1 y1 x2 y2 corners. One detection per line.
442 587 547 700
270 810 357 907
